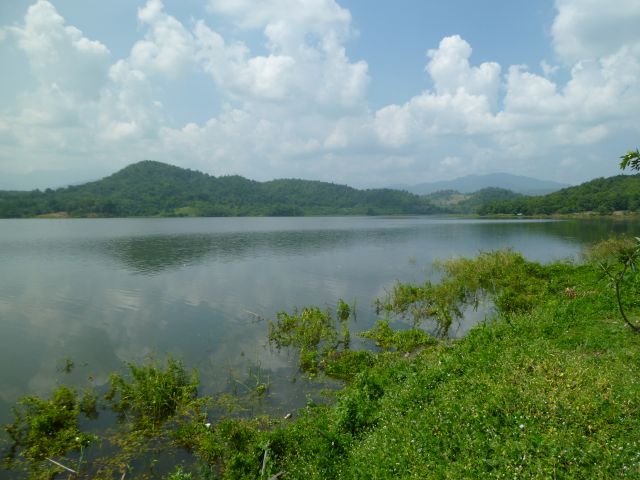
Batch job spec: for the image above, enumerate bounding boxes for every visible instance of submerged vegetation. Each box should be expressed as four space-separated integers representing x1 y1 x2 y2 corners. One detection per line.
3 237 640 478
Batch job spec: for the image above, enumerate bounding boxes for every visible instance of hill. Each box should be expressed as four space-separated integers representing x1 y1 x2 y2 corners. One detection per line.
478 174 640 215
0 161 441 218
425 187 523 213
398 173 569 196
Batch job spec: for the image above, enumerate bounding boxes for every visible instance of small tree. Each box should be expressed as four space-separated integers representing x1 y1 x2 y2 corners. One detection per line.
586 237 640 332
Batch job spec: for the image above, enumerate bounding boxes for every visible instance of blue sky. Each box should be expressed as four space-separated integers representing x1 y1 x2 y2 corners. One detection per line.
0 0 639 190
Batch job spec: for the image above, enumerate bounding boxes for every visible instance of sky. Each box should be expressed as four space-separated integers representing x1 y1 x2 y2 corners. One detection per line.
0 0 639 190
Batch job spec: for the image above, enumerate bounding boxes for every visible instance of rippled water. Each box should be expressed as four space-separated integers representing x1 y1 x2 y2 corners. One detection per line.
0 216 635 428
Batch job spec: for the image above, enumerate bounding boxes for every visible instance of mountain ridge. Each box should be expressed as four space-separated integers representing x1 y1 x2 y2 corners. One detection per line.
395 173 570 196
478 174 640 215
0 160 441 218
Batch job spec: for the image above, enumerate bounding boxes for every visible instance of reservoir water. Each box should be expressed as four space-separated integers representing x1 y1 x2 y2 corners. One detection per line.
0 216 635 429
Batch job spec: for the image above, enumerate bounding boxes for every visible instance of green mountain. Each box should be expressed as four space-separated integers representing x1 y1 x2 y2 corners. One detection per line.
397 173 570 196
478 174 640 215
0 161 441 218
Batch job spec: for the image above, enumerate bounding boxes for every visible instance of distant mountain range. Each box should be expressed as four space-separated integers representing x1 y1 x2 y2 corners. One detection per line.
395 173 570 196
0 161 633 218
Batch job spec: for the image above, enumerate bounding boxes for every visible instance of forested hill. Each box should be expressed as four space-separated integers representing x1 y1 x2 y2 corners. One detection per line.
0 161 441 218
478 174 640 215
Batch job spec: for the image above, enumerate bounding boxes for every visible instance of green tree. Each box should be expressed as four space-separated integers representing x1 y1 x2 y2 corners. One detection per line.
620 148 640 171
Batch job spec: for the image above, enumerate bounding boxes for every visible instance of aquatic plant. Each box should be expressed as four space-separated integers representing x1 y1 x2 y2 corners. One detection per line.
3 385 97 478
105 357 199 431
268 299 354 374
375 250 559 336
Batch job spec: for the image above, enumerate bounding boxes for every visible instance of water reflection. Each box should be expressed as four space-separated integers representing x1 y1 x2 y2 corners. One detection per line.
0 217 636 430
61 218 637 275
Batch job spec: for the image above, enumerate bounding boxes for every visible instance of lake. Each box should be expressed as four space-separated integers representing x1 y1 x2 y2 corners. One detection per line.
0 216 635 429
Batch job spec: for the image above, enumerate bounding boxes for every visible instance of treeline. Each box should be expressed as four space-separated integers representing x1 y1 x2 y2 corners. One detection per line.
426 187 522 213
478 174 640 215
0 161 440 218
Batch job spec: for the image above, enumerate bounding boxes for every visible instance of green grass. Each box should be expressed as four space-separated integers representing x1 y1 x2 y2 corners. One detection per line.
4 246 640 479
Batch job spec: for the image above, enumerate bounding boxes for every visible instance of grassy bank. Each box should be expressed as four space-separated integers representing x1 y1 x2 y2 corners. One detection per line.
3 244 640 479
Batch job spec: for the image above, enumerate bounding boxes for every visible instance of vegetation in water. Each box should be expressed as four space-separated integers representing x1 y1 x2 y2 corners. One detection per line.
268 299 354 375
374 249 564 336
3 385 97 478
105 357 200 431
3 239 640 478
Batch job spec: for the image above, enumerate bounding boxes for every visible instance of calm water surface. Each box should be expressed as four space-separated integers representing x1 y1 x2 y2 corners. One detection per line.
0 216 635 427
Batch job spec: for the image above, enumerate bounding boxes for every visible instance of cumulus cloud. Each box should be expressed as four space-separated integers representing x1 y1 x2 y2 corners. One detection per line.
9 0 111 99
552 0 640 63
426 35 501 109
195 0 368 112
207 0 352 53
372 1 640 180
0 0 639 186
130 0 195 78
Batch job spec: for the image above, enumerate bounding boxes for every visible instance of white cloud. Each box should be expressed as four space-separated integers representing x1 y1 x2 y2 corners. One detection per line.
1 0 639 187
9 0 111 99
426 35 501 110
130 0 195 78
552 0 640 63
372 5 640 180
194 2 368 111
207 0 352 54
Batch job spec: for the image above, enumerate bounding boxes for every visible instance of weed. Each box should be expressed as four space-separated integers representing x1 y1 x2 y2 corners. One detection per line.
361 320 437 353
105 357 199 431
3 384 97 477
268 299 353 374
375 250 559 336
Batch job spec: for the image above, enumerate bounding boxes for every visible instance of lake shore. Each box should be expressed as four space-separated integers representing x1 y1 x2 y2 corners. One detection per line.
5 246 640 478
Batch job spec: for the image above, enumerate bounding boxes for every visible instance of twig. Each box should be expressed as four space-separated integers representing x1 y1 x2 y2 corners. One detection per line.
244 309 265 322
45 457 77 474
270 472 285 479
261 445 269 478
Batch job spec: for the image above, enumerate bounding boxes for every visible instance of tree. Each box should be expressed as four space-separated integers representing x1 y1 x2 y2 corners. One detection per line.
586 237 640 333
620 148 640 171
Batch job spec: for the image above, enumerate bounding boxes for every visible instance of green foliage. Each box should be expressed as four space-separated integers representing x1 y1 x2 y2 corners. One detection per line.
375 250 556 336
584 236 640 332
173 416 276 479
479 173 640 215
323 350 376 380
105 357 199 431
0 160 442 218
165 466 193 479
3 385 97 476
360 320 437 352
268 300 353 374
5 248 640 478
620 148 640 172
